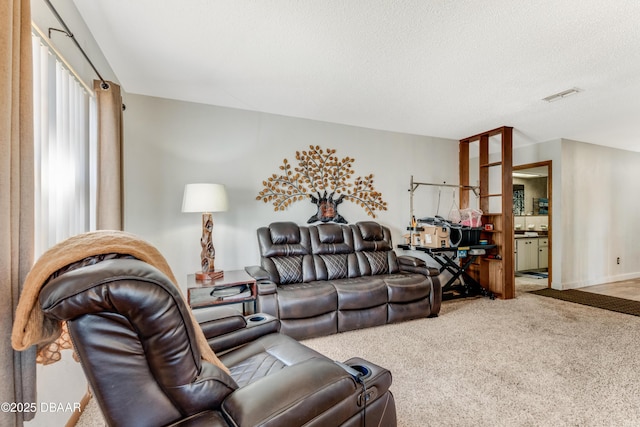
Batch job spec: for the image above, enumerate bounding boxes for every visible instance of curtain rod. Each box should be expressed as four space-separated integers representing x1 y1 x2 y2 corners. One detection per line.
43 0 109 90
32 23 94 95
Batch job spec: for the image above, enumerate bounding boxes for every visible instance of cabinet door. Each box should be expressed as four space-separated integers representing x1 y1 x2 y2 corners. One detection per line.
516 239 538 271
516 240 524 271
539 245 548 269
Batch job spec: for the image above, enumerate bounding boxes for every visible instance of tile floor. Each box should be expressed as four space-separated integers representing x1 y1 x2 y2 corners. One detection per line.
515 274 640 302
577 278 640 302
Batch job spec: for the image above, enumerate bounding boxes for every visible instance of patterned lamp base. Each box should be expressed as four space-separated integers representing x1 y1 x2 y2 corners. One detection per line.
196 212 224 281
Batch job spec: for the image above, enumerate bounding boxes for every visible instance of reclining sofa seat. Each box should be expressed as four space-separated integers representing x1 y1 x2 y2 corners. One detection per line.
38 256 397 427
250 221 441 340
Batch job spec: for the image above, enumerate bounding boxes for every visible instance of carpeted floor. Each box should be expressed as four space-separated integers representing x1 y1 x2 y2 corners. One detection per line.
77 285 640 426
530 287 640 317
303 285 640 427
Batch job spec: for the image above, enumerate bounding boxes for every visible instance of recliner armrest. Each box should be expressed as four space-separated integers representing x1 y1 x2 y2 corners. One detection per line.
195 307 281 354
222 358 360 426
194 306 247 338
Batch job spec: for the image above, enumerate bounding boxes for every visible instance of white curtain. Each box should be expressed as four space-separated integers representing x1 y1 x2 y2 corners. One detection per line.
31 33 96 257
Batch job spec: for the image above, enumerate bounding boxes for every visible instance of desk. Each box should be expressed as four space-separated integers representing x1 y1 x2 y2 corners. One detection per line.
398 244 496 300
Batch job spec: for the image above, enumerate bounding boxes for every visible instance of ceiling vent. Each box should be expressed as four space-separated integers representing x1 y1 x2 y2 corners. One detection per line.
542 87 582 102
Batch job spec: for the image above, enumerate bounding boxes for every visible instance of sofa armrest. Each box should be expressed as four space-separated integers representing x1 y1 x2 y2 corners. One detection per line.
397 255 426 267
245 265 278 295
398 255 440 276
222 358 360 426
397 256 442 316
194 307 280 354
256 281 277 295
245 265 270 281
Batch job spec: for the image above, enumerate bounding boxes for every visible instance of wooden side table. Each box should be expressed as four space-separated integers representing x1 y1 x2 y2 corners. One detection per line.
187 270 257 314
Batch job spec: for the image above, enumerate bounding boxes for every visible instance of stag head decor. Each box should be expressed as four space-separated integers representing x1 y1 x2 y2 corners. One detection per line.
257 145 387 223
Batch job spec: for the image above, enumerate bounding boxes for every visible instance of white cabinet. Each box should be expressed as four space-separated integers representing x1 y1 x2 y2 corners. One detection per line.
538 238 548 269
516 237 549 271
516 238 539 271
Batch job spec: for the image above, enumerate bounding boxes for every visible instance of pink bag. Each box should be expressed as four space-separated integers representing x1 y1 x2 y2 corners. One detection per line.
460 208 483 227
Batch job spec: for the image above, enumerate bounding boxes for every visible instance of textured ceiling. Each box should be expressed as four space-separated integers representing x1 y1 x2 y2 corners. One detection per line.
73 0 640 151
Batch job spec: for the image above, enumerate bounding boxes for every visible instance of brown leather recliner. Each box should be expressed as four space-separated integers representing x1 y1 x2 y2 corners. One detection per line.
39 256 397 427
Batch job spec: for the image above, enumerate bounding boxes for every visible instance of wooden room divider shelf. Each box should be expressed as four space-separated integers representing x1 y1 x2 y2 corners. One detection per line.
459 126 515 299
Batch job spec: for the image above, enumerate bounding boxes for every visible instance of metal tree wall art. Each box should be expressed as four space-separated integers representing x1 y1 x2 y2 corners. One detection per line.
257 145 387 223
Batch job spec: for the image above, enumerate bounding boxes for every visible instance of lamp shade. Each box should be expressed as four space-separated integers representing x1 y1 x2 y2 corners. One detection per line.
182 183 229 213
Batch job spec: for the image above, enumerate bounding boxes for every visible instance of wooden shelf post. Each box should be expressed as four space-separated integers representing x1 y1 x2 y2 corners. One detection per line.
459 126 515 299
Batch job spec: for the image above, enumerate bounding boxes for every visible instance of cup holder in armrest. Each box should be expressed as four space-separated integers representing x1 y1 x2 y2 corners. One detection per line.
244 312 277 328
342 357 392 405
348 364 371 380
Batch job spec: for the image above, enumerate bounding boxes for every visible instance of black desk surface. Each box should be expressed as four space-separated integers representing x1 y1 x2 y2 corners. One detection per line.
397 244 496 253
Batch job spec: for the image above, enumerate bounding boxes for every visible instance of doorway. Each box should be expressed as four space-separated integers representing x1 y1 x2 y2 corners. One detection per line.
513 161 552 289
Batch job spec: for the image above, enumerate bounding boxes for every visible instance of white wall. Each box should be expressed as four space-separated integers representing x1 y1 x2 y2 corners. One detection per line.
123 94 459 284
513 138 640 290
559 139 640 289
513 139 563 289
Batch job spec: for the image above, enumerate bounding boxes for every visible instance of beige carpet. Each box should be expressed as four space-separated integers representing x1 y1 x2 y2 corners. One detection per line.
78 284 640 426
304 284 640 427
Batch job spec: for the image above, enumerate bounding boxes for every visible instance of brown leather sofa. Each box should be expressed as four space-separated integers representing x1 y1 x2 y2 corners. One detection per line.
39 257 397 426
246 221 442 340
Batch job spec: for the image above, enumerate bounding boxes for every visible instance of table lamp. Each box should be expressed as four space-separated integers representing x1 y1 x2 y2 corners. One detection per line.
182 183 229 281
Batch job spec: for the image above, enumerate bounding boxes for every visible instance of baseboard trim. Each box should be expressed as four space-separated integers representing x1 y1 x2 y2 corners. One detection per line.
560 272 640 290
